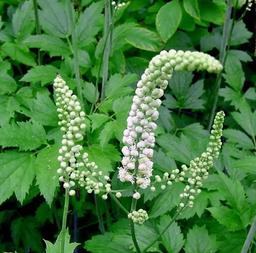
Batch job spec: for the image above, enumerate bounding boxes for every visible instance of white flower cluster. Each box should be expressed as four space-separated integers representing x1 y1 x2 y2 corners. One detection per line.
118 50 222 190
128 209 149 224
111 1 127 10
179 111 225 208
54 75 111 198
246 0 255 11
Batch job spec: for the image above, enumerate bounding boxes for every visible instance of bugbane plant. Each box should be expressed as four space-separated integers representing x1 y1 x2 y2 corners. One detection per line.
118 49 222 191
54 75 112 198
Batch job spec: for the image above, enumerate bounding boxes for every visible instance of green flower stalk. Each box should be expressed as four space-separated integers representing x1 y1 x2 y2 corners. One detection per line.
54 75 111 198
119 50 223 191
179 111 225 208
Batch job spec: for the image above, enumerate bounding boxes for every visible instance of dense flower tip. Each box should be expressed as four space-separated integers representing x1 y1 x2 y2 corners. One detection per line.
128 209 149 224
54 75 111 197
118 50 222 189
178 111 225 208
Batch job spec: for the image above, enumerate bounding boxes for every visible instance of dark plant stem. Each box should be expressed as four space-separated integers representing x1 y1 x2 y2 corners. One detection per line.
61 189 70 253
32 0 41 65
241 217 256 253
208 0 234 130
94 194 105 234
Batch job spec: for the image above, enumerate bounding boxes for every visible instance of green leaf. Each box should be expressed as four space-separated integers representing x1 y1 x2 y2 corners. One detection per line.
75 1 103 45
85 232 131 253
200 29 221 51
223 53 244 91
198 0 226 25
183 0 200 19
99 121 115 147
83 81 99 104
35 145 59 205
208 206 244 231
84 144 120 173
0 95 19 126
21 65 58 86
185 226 217 253
38 0 72 38
179 191 208 219
231 157 256 175
205 173 247 210
230 20 252 46
0 152 35 204
150 183 184 218
0 121 47 151
12 217 43 252
12 0 34 40
45 229 79 253
88 113 110 132
24 34 70 57
0 72 17 94
232 109 256 139
156 0 182 42
29 90 58 126
126 27 162 52
105 74 136 98
2 42 36 66
223 129 254 149
158 217 184 253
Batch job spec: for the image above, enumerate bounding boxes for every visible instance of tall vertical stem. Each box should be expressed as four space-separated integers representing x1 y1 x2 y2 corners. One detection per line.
100 0 113 101
66 2 84 108
241 217 256 253
208 0 234 130
61 189 70 253
32 0 41 65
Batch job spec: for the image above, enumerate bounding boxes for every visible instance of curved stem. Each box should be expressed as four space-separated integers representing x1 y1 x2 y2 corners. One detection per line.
142 205 186 253
94 194 105 234
130 219 142 253
61 189 70 253
208 0 234 130
241 216 256 253
109 193 129 214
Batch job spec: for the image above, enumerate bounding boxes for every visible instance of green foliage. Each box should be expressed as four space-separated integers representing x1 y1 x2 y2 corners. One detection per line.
0 0 255 252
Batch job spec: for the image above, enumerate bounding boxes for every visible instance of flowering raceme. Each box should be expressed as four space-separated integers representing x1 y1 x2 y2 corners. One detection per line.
54 75 112 198
118 49 223 190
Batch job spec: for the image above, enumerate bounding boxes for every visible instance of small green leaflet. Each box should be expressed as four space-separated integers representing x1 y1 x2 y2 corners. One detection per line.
75 1 104 45
2 42 36 66
35 145 59 205
185 226 217 253
45 229 79 253
29 90 58 126
0 95 20 126
208 206 244 231
0 151 35 204
21 65 59 86
158 216 184 253
0 72 17 95
230 20 252 46
38 0 72 38
126 27 163 52
88 113 110 132
156 0 182 42
183 0 200 20
24 34 70 57
12 0 35 40
0 121 47 151
149 182 184 218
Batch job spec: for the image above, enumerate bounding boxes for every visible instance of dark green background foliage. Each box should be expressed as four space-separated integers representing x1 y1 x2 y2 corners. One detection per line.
0 0 255 252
